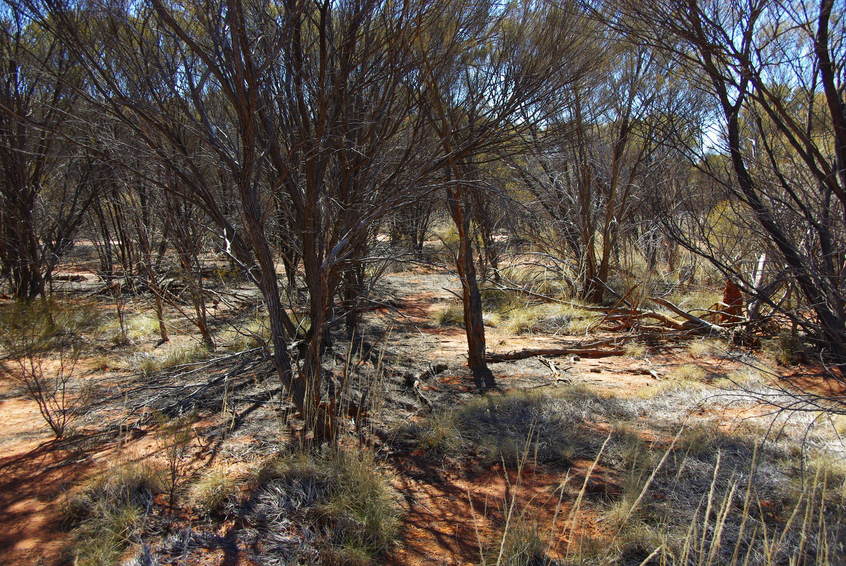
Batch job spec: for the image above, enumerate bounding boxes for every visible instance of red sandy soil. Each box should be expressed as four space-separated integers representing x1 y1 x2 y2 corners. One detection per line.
0 394 89 564
0 389 212 566
0 272 836 565
779 366 846 397
388 462 610 566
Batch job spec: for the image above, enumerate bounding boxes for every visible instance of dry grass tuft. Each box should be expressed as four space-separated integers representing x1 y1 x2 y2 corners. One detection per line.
63 462 165 566
243 448 401 564
687 338 725 358
433 302 464 327
136 342 212 376
673 363 707 381
189 467 241 518
624 342 648 358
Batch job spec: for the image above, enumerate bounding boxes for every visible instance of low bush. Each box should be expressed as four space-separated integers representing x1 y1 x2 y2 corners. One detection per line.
433 302 464 327
0 300 93 437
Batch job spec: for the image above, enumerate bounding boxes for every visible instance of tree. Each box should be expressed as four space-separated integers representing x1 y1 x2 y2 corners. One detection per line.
0 8 95 298
417 0 592 388
28 0 452 439
612 0 846 375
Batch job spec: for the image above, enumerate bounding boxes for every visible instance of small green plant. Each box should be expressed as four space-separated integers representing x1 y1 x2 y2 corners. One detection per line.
668 288 722 313
714 368 764 389
154 412 195 506
479 287 519 311
431 221 460 249
498 265 566 298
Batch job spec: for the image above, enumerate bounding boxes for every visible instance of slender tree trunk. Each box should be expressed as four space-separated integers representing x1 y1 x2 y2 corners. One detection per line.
134 214 169 345
448 184 496 390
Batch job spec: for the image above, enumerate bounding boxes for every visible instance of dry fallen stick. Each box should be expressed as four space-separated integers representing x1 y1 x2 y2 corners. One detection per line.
493 282 728 333
648 296 727 334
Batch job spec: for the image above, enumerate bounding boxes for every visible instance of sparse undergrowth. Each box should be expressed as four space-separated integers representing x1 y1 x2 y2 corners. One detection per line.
62 462 166 566
241 448 402 565
396 386 846 565
108 448 402 566
4 266 846 566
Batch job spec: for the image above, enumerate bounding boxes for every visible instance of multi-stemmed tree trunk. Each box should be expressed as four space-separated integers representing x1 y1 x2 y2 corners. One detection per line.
163 190 214 350
33 0 447 440
0 13 93 298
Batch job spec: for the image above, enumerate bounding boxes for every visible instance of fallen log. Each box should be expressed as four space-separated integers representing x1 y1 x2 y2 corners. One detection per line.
598 310 686 331
487 347 626 362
